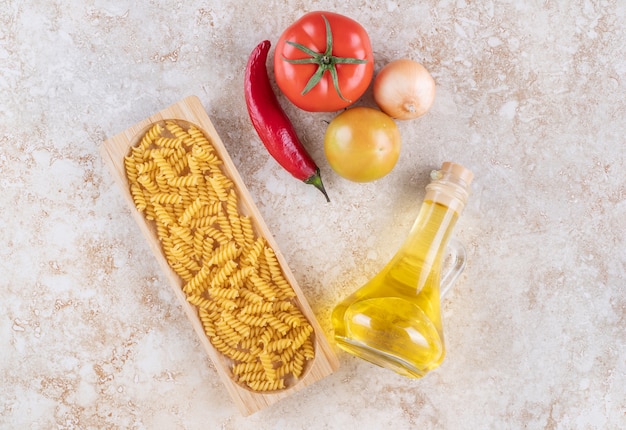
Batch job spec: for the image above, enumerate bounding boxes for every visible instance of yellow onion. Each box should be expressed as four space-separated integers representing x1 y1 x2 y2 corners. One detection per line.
373 59 436 120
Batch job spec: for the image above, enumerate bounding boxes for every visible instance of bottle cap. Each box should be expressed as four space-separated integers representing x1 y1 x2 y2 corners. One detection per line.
426 162 473 213
440 161 474 187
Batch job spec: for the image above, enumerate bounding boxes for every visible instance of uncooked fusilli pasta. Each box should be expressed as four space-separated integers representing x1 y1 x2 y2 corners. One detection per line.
124 120 315 391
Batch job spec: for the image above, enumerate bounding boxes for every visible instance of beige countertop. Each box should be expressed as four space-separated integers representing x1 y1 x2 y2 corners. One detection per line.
2 1 625 428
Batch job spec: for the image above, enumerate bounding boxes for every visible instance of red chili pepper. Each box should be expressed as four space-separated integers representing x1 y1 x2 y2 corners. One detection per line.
244 40 330 202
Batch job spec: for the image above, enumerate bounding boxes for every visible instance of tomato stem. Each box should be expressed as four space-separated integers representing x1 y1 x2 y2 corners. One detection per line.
283 14 368 103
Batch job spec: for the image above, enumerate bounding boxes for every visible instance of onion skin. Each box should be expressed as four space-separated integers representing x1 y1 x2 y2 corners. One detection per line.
373 59 436 120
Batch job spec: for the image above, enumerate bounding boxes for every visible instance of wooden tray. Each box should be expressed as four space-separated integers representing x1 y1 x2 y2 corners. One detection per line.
100 95 339 416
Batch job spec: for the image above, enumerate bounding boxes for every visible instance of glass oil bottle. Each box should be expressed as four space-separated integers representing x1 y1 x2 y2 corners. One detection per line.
331 162 473 378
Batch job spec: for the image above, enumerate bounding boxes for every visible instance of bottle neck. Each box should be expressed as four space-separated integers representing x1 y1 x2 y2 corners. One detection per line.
399 199 459 269
395 161 473 272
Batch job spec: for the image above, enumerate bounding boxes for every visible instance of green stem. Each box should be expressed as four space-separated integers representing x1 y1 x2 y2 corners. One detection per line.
283 14 368 102
304 169 330 202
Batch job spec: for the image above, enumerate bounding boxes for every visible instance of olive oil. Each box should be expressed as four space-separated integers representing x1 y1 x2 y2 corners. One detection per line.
332 162 473 378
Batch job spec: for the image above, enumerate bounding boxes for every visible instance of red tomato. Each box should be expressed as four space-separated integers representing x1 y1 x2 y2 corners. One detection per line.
324 107 401 182
273 11 374 112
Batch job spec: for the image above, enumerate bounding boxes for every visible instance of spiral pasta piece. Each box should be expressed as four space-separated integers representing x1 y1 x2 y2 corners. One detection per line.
129 183 147 211
178 196 204 226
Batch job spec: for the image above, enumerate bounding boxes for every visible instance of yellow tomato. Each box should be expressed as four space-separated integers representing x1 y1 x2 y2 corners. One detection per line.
324 107 401 182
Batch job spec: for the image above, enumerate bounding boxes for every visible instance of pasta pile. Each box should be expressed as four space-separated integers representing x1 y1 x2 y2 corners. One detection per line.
124 121 315 391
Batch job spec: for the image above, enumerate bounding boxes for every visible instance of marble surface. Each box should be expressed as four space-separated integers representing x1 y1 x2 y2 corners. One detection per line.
2 0 625 428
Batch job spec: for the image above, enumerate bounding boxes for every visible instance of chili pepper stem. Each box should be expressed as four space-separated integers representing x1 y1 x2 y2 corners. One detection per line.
304 169 330 202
